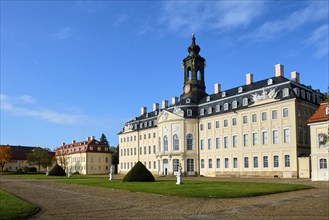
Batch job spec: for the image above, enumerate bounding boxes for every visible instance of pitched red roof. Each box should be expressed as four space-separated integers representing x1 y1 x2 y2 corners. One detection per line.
55 138 110 155
307 102 329 123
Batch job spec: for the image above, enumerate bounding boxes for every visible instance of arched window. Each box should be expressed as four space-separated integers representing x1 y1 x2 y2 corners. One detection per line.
173 134 179 150
186 134 193 150
187 109 192 116
216 104 220 112
224 103 229 111
158 137 161 152
197 69 201 80
238 87 243 93
243 98 248 106
173 159 179 174
283 88 289 97
186 98 191 104
163 136 168 153
187 67 192 81
232 101 237 109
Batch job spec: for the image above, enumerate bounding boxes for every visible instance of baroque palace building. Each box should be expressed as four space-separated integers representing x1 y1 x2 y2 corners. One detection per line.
118 35 325 178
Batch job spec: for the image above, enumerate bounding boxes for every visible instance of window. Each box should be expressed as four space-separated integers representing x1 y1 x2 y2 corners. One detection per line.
200 124 204 131
148 145 151 154
173 134 179 150
222 92 226 97
243 133 248 146
208 138 212 150
318 133 326 148
144 146 146 154
233 135 238 148
208 107 212 114
224 136 229 148
154 161 156 169
215 121 220 128
224 119 228 127
243 98 248 106
149 161 151 169
284 155 290 167
216 137 220 149
200 109 205 116
224 103 228 111
186 134 193 150
225 158 229 168
274 155 279 168
267 78 273 85
216 158 220 168
187 109 192 116
243 116 248 124
207 122 212 130
244 157 249 168
216 104 220 112
139 147 142 155
238 87 243 93
263 156 268 168
206 96 211 102
233 158 238 168
201 159 205 169
187 159 194 172
319 158 327 169
261 112 267 121
252 114 257 122
262 131 268 145
294 88 300 96
200 139 204 150
272 110 277 119
153 145 156 154
272 130 279 144
208 159 212 169
284 128 290 143
283 108 289 117
253 157 258 168
186 98 190 103
283 88 289 97
232 101 237 109
232 118 237 126
252 132 258 146
173 159 179 173
163 136 168 153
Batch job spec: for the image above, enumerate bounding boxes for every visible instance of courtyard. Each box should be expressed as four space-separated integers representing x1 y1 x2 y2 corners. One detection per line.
0 175 328 219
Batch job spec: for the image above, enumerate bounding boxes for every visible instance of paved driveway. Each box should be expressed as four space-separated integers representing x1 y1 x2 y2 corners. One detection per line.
0 176 328 219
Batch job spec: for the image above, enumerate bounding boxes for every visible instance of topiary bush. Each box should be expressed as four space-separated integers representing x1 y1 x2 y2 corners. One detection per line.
48 164 66 176
122 161 155 182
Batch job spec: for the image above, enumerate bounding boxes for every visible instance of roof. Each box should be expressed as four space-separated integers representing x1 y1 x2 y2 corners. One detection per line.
0 145 55 160
55 138 111 155
307 102 329 124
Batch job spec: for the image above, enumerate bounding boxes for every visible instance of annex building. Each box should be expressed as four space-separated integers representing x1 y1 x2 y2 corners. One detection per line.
118 35 325 178
55 136 112 175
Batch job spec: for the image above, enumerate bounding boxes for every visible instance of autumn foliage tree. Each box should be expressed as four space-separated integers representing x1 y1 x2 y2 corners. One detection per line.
0 146 13 171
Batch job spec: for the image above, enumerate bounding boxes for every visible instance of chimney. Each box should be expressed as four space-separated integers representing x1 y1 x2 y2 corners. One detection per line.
91 136 95 140
62 142 65 146
141 106 147 115
153 103 159 111
172 96 178 105
214 83 221 94
246 73 253 85
275 64 284 77
72 140 76 144
162 100 168 109
86 137 90 141
291 71 300 83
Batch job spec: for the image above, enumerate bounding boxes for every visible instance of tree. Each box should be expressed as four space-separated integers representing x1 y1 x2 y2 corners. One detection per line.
26 147 53 172
110 145 119 165
100 133 109 145
0 146 13 171
56 153 68 171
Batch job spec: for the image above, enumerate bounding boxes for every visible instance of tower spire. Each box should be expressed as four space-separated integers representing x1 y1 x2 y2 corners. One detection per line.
188 33 200 55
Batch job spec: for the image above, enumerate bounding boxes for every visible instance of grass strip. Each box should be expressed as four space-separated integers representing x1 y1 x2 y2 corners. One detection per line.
0 190 39 220
57 179 313 199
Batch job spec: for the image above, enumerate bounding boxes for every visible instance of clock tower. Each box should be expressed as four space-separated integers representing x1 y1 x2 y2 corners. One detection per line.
180 34 207 103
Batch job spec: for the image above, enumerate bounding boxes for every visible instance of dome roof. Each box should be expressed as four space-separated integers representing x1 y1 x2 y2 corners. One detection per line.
188 33 200 55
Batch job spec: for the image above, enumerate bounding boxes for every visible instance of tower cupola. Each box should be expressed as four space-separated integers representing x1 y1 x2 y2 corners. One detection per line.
181 34 207 103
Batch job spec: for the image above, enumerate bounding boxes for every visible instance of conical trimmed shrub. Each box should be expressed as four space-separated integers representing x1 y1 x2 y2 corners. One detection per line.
123 161 155 182
48 164 66 176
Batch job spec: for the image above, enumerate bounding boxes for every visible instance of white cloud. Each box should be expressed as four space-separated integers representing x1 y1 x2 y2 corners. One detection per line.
304 24 329 58
241 2 328 41
0 94 86 125
50 27 73 40
159 1 266 34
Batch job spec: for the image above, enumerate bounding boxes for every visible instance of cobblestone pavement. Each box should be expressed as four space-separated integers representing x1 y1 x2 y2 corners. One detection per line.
0 175 328 220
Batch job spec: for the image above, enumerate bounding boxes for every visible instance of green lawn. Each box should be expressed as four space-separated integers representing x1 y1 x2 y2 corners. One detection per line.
0 190 38 220
58 179 313 199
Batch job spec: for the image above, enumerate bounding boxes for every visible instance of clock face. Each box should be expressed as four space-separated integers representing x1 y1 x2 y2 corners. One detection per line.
184 84 191 93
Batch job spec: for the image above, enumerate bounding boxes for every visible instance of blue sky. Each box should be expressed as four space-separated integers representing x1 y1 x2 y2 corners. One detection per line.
1 1 328 150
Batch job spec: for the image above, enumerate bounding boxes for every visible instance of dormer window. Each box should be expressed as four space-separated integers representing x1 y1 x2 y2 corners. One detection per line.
89 146 93 150
187 109 192 116
140 123 143 128
146 113 148 118
267 79 273 85
307 92 311 100
243 98 248 106
97 147 101 151
301 90 305 99
186 98 191 104
208 107 212 114
224 103 229 111
206 96 211 102
144 122 147 127
155 111 158 115
293 88 300 96
283 88 289 97
222 92 226 97
215 104 220 112
238 87 243 93
232 101 237 109
200 108 205 116
149 121 152 126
